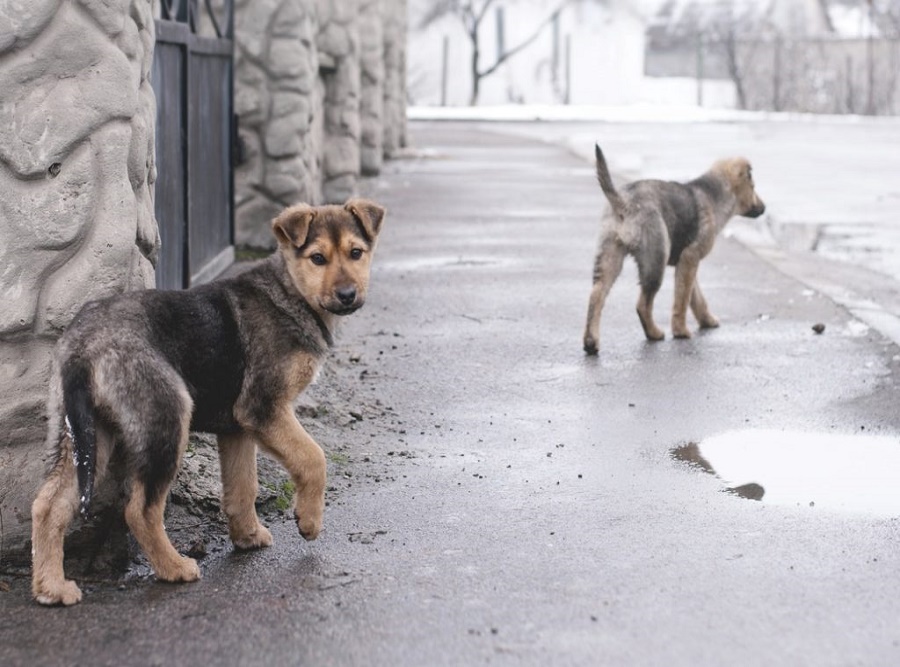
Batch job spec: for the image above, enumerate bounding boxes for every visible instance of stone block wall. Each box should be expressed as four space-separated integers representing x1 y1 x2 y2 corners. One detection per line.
382 0 408 157
360 0 385 176
233 0 407 248
231 0 322 248
0 0 158 560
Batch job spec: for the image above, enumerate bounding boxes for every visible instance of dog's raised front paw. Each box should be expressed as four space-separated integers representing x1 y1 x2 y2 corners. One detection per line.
34 579 82 606
294 486 324 541
296 512 322 541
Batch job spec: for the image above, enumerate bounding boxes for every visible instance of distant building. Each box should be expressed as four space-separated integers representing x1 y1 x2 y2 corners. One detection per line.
409 0 666 107
408 0 898 113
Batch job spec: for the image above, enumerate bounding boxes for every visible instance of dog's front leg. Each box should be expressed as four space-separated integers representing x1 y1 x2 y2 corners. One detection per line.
690 280 720 329
255 406 326 541
218 432 273 550
672 255 700 338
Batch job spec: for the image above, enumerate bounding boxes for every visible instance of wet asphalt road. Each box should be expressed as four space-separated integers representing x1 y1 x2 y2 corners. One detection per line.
3 122 900 666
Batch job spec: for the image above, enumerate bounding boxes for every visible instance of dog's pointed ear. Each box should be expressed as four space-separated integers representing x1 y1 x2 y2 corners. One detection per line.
724 158 751 183
344 199 385 242
272 205 315 249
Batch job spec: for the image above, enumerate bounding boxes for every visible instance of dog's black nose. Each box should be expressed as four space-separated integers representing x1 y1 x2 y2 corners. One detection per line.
745 202 766 218
336 286 357 306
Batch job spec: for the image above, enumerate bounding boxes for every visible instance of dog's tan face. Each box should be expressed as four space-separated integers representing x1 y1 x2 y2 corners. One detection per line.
272 199 385 315
723 158 766 218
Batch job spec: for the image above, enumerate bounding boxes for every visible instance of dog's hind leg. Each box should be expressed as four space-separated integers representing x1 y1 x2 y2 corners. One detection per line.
31 434 82 606
119 378 199 583
218 431 272 550
634 242 667 342
583 238 626 355
125 479 200 582
32 403 115 605
690 280 720 329
253 406 326 541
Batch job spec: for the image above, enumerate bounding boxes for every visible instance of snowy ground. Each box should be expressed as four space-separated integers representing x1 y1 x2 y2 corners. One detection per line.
409 105 900 342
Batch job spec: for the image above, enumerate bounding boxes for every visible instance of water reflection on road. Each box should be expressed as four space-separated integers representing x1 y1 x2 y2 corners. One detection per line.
673 429 900 517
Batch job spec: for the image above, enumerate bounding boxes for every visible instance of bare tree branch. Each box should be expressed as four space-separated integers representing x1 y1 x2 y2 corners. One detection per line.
475 0 497 24
461 2 477 36
479 2 568 79
418 0 573 105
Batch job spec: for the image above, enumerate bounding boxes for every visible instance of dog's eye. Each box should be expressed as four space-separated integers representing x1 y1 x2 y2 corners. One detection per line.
349 248 363 260
310 253 327 266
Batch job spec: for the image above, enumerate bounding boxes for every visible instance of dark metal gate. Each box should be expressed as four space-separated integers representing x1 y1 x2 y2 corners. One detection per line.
151 1 235 290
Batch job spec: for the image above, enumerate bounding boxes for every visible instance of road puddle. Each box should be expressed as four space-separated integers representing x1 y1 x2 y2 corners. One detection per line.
672 429 900 516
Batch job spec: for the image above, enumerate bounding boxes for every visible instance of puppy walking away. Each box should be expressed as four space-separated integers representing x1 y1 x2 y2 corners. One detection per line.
31 199 385 605
583 145 765 355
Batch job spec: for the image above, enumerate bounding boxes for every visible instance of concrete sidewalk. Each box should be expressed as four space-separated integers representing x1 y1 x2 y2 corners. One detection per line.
486 116 900 348
3 122 900 666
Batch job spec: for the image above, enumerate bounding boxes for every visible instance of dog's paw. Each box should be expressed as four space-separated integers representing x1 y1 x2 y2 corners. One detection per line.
672 327 693 339
294 485 324 541
296 512 322 541
583 336 599 355
156 556 201 583
698 315 720 329
233 523 273 550
34 579 82 606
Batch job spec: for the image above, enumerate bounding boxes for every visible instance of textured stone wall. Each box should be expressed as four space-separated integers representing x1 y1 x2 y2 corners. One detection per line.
318 0 362 204
382 0 408 157
0 0 158 558
232 0 322 249
359 0 385 176
233 0 407 248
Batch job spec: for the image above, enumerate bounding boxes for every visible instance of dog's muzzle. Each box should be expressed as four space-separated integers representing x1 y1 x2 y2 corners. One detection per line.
324 287 363 315
336 286 356 306
744 201 766 218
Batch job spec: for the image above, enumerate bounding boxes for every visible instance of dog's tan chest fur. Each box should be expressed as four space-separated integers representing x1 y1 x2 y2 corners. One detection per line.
288 351 323 395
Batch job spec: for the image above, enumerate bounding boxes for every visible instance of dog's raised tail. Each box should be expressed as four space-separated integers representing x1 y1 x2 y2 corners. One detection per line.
594 144 626 220
61 360 97 518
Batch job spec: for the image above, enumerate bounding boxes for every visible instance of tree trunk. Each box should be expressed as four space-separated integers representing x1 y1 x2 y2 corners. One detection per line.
470 40 480 105
724 33 748 110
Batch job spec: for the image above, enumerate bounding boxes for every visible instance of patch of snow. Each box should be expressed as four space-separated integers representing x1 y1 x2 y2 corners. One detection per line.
828 4 879 38
408 103 900 125
845 320 871 337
